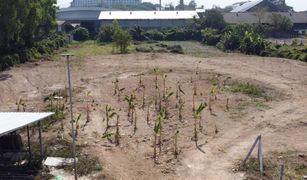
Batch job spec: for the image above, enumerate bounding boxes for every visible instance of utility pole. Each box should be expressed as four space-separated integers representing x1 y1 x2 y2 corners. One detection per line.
61 53 77 180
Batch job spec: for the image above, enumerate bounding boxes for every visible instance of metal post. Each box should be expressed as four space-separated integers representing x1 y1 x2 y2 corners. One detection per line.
27 126 32 163
63 54 78 180
258 135 263 175
279 164 284 180
243 135 260 165
38 121 43 163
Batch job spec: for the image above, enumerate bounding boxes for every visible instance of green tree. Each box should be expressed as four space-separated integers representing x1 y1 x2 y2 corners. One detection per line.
72 27 89 41
270 13 293 33
111 20 132 53
201 9 226 30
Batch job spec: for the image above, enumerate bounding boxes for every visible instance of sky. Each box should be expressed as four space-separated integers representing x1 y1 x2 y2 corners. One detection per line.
57 0 307 11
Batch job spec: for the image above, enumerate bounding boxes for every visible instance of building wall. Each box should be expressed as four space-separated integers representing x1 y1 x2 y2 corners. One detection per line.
71 0 103 7
99 19 187 29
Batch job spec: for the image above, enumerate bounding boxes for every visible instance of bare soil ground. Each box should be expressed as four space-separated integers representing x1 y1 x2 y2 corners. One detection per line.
0 43 307 179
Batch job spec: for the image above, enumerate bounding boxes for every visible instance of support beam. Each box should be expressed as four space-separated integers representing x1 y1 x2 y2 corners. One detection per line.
38 121 43 164
26 126 32 163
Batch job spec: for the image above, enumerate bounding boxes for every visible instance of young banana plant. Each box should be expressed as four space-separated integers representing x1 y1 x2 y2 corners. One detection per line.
164 89 174 119
196 61 201 79
112 78 119 96
125 90 136 123
16 98 27 112
105 105 116 131
174 130 179 158
141 85 146 109
85 91 92 123
114 114 120 146
178 98 184 121
176 81 185 100
161 74 167 100
158 110 166 153
193 103 206 142
118 88 125 101
226 98 229 111
138 73 144 89
146 101 151 124
75 114 82 138
153 111 165 162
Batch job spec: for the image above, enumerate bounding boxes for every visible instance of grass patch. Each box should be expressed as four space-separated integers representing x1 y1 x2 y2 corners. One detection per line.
31 138 102 176
239 150 307 179
228 82 266 98
64 155 102 176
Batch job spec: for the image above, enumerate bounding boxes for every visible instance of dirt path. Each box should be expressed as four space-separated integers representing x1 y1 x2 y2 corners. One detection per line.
0 52 307 179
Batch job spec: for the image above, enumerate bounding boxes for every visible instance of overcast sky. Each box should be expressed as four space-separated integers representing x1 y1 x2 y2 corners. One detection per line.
57 0 307 11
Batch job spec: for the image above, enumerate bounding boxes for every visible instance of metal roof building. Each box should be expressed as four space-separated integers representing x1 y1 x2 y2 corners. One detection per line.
98 10 200 20
56 9 205 30
223 12 307 33
98 10 203 28
231 0 287 13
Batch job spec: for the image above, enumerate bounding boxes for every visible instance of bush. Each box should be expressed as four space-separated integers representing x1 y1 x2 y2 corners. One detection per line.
97 25 114 43
201 9 226 30
201 28 221 46
0 54 20 70
143 29 165 41
164 28 186 41
112 28 132 53
72 27 89 41
129 26 148 41
239 31 266 55
217 24 255 51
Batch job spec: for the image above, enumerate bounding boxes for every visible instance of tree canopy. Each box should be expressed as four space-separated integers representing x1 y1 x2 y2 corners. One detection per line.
0 0 57 53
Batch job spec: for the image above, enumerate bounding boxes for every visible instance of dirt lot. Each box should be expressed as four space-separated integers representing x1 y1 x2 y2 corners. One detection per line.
0 42 307 179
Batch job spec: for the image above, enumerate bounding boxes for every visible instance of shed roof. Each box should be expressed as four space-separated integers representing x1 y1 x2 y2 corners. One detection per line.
98 11 201 20
0 112 53 136
231 0 263 12
224 12 307 24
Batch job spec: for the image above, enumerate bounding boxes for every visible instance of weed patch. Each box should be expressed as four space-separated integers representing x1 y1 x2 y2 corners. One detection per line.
228 82 266 98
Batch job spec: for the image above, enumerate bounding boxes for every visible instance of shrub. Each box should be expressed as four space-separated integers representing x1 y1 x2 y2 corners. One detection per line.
239 31 266 55
72 27 89 41
164 28 186 41
143 29 165 41
270 13 293 33
0 54 20 70
201 28 221 46
129 26 148 41
201 9 226 30
97 25 114 43
112 28 132 53
217 24 255 51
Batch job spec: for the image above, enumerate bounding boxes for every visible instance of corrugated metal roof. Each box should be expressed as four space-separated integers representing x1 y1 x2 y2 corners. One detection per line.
0 112 54 136
99 11 200 20
231 0 263 12
224 12 307 24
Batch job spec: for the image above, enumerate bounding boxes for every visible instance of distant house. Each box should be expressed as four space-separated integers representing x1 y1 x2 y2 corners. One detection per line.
223 12 307 34
231 0 289 13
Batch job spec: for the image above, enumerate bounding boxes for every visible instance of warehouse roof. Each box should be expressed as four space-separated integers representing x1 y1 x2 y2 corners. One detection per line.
224 12 307 24
98 10 202 20
0 112 53 136
231 0 264 12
